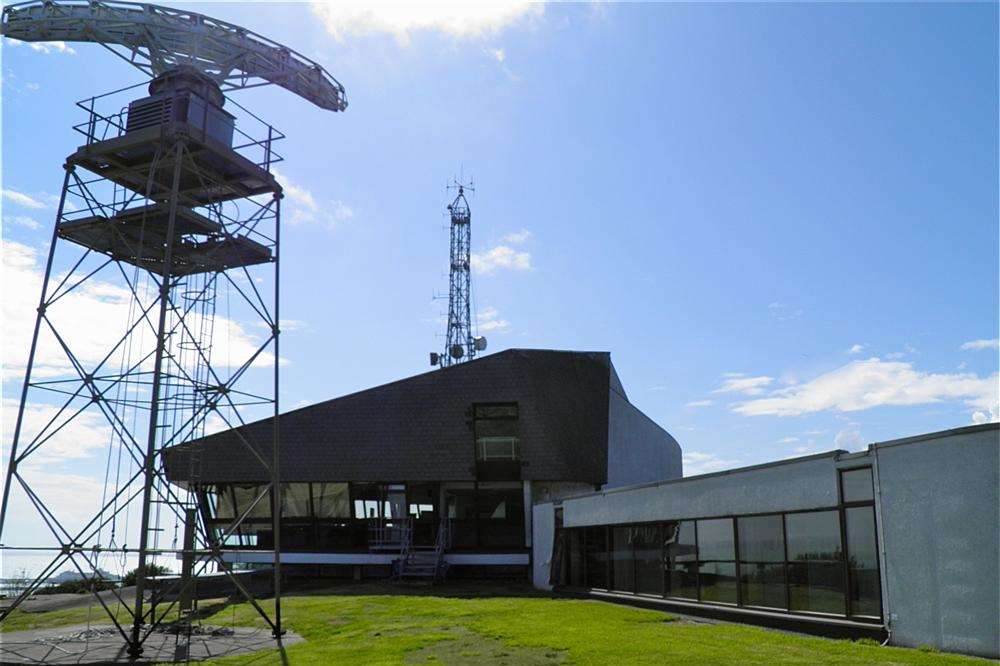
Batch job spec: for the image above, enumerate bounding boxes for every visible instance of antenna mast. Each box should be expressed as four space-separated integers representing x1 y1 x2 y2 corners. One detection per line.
431 180 486 367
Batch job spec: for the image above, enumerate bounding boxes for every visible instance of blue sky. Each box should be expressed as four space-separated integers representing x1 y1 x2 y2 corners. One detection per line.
1 2 997 564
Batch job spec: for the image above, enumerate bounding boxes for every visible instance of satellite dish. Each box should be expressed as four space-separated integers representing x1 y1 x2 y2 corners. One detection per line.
450 344 465 360
473 336 488 352
429 352 440 367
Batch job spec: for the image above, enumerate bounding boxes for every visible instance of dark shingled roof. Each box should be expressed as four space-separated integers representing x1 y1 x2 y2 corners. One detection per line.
163 349 616 485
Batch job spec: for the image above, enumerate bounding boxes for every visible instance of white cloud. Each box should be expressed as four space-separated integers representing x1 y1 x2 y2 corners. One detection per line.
4 215 41 230
2 399 110 465
310 2 543 44
272 168 353 230
683 451 739 476
768 301 803 322
713 373 774 396
486 47 506 63
777 436 799 444
3 188 47 210
471 245 532 275
733 357 999 423
961 339 999 351
3 241 273 382
6 39 76 55
477 306 509 333
501 229 532 244
846 343 866 355
834 428 864 451
685 399 713 408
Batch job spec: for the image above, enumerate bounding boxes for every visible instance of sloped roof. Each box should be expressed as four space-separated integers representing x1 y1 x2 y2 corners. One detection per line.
163 349 615 485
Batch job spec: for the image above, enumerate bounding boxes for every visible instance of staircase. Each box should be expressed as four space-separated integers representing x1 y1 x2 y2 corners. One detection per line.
393 519 450 584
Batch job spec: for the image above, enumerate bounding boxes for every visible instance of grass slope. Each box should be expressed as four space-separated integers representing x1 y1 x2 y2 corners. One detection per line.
185 583 986 666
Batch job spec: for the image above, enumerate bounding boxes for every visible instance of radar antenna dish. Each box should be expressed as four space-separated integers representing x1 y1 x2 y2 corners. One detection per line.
1 0 347 111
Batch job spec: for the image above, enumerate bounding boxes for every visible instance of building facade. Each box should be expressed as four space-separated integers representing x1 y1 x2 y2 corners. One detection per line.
164 349 682 575
532 423 1000 658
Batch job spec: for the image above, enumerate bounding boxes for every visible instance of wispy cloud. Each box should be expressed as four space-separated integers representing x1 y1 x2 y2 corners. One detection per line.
961 338 999 351
713 373 774 396
846 343 867 355
777 436 799 444
683 451 739 476
2 188 47 210
733 357 998 423
272 168 353 230
6 39 76 55
4 215 41 230
834 428 864 451
477 306 509 333
501 229 532 244
310 2 543 44
768 301 803 322
471 245 532 275
485 47 506 63
685 399 713 408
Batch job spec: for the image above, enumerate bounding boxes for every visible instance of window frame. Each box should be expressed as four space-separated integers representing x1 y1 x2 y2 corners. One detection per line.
473 402 520 462
838 466 883 620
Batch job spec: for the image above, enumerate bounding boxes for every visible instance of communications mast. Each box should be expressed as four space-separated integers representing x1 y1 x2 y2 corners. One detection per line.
431 182 486 367
0 1 346 656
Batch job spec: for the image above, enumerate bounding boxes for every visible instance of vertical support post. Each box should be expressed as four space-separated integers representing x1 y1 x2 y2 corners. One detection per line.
0 164 74 539
179 508 197 614
128 141 186 658
271 191 283 638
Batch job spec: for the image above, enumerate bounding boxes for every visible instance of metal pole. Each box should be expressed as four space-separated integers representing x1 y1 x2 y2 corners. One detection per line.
0 164 74 539
271 191 283 638
128 141 186 658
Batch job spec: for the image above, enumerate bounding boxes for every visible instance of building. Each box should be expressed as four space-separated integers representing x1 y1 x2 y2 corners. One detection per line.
531 422 1000 658
163 349 681 576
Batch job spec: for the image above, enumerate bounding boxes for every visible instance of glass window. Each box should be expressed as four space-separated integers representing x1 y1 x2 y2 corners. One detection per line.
612 526 635 592
352 483 385 520
841 468 874 503
281 483 311 518
786 511 845 615
697 519 736 604
845 506 881 617
585 526 609 589
477 482 524 549
568 529 586 587
475 403 519 461
312 483 350 518
665 521 697 599
209 485 235 520
634 525 663 596
738 515 786 609
444 483 477 549
232 485 271 520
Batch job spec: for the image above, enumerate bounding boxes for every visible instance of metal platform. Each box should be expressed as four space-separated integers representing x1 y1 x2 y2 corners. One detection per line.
68 121 279 205
58 203 273 275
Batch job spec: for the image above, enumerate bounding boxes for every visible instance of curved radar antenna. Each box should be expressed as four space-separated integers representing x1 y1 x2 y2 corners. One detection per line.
1 0 347 111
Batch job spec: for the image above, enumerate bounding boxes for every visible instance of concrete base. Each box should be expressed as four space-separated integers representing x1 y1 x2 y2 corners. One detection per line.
0 623 303 664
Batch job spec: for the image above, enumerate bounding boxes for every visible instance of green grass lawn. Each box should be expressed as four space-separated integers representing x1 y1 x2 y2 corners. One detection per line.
1 583 990 665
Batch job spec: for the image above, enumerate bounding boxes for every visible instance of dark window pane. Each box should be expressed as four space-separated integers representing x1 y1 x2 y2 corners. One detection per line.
569 530 585 587
585 527 609 589
846 506 881 617
740 562 787 609
664 521 697 599
697 518 735 561
789 562 846 614
634 525 663 596
281 483 311 517
233 485 271 520
786 511 842 562
477 482 524 549
612 526 635 593
210 485 235 520
738 515 784 562
474 404 518 419
313 483 350 518
699 562 737 604
444 484 477 548
841 468 874 503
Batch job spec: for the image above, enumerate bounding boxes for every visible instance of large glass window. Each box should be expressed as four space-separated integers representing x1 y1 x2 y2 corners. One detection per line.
841 468 874 503
232 485 271 519
568 529 585 587
786 511 844 614
845 506 881 617
665 521 697 599
312 483 350 518
585 526 609 589
281 483 311 518
612 526 635 593
444 483 478 549
474 404 519 461
477 482 525 549
634 524 663 596
738 515 787 609
697 518 736 604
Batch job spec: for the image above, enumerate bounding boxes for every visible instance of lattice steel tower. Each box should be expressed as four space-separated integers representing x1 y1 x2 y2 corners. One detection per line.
0 1 346 657
431 183 486 367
